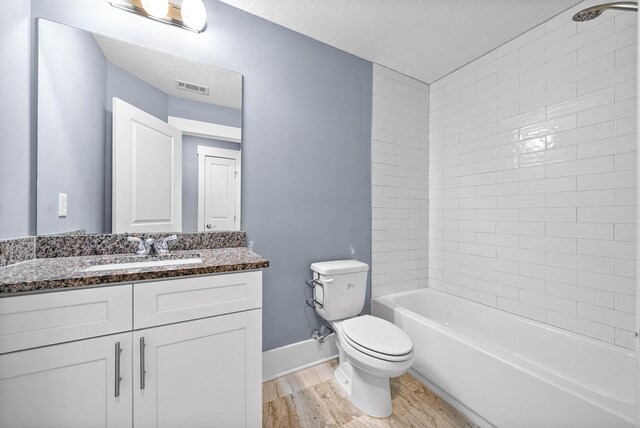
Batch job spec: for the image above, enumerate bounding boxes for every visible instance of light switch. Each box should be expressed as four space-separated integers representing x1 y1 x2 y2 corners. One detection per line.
58 193 67 217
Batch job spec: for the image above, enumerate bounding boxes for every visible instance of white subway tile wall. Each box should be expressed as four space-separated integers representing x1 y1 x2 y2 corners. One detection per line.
428 3 637 349
372 64 429 297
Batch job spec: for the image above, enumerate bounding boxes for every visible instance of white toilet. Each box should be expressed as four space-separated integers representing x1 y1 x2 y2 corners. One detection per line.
310 260 414 418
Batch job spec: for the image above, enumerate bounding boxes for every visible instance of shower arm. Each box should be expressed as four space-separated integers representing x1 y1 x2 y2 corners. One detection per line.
606 2 638 11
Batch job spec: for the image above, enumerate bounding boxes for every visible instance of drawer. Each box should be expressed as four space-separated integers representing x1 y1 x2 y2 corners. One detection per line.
0 285 133 354
133 271 262 328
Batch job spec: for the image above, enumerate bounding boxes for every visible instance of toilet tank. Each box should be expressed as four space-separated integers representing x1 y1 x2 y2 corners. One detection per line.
310 260 369 321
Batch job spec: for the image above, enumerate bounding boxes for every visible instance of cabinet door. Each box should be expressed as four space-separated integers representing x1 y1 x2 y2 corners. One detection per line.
0 333 133 428
133 310 261 428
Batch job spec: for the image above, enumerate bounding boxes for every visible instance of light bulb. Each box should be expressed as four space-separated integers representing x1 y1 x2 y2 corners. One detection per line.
141 0 169 18
181 0 207 31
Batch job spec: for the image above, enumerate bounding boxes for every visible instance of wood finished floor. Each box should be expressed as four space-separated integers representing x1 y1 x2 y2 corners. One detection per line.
262 360 478 428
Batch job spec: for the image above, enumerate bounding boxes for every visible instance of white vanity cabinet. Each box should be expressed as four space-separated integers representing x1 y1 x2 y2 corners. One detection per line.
0 332 133 428
0 270 262 428
133 310 261 428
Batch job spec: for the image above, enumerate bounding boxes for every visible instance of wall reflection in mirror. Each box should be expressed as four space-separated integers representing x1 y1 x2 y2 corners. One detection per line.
36 19 243 236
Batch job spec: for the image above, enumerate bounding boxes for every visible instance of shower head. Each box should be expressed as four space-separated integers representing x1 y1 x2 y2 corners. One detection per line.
572 2 637 22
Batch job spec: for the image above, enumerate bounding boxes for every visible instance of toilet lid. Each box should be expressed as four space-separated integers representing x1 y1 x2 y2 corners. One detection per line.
341 315 413 357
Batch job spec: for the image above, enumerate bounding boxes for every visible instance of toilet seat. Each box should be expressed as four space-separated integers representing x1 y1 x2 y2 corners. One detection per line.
340 315 413 362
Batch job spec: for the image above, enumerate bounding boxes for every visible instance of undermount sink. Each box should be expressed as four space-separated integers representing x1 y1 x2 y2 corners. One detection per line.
81 253 203 272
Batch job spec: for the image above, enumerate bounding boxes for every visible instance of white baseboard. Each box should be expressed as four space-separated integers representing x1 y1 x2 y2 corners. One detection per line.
409 368 494 428
262 334 338 382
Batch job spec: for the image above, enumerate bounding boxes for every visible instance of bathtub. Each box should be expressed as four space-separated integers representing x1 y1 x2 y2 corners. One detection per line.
372 288 635 428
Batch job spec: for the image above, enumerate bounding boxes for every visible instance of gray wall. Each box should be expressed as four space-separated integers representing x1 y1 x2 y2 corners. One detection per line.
0 2 31 239
37 20 107 235
9 0 372 351
106 62 168 121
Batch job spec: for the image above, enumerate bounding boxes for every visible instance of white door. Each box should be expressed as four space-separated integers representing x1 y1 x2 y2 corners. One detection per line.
112 97 182 233
0 333 133 428
133 310 261 428
197 147 241 231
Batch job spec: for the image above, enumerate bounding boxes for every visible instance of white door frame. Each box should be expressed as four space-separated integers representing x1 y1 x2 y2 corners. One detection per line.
197 146 241 232
168 116 242 143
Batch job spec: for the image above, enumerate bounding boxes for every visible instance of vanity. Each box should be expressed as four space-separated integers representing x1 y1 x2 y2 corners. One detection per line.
0 234 268 428
0 13 268 426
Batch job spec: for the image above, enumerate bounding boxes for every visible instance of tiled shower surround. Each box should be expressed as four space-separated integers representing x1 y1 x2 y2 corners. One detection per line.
428 5 637 348
372 64 429 297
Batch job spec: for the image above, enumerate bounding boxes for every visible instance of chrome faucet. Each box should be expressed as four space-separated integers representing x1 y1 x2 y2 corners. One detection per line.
127 236 157 256
144 238 156 255
127 236 146 255
154 235 177 255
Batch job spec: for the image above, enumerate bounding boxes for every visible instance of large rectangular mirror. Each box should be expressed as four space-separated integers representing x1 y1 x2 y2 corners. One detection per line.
36 19 243 235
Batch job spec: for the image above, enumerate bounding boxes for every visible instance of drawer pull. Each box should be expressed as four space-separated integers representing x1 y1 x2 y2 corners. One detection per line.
114 342 122 398
140 337 146 390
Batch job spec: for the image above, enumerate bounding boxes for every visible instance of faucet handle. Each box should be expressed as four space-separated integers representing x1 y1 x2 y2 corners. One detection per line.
163 235 178 245
127 237 146 255
155 235 177 255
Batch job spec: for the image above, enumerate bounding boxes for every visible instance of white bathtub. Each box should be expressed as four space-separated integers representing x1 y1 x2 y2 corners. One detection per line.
372 288 635 428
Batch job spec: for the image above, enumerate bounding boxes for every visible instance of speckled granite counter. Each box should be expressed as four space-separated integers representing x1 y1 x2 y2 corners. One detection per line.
0 248 269 295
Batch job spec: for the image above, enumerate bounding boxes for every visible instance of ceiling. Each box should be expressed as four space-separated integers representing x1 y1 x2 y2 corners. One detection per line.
219 0 584 84
94 34 243 109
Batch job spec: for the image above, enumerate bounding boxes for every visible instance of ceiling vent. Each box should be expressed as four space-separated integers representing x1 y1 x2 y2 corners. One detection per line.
175 79 209 95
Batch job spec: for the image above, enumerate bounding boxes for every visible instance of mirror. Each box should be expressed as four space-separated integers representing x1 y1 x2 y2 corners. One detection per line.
36 19 243 235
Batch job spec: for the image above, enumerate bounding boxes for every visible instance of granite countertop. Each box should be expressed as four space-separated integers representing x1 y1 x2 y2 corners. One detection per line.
0 248 269 295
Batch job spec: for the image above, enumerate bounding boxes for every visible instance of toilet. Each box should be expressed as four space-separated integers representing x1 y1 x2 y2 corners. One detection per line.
310 260 414 418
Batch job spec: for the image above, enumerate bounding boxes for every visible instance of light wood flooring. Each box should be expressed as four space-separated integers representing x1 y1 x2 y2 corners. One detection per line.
262 360 478 428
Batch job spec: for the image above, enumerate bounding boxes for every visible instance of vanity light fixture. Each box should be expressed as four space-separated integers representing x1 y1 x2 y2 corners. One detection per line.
181 0 208 31
141 0 169 18
108 0 207 33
